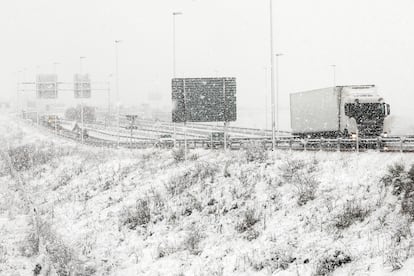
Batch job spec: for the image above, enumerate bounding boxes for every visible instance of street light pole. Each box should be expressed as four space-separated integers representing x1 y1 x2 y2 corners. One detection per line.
80 56 86 144
107 74 112 125
53 62 60 135
173 12 182 148
275 53 283 140
269 0 276 151
115 40 122 148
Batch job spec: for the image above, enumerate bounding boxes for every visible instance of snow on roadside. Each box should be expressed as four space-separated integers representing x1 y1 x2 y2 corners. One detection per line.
1 114 414 275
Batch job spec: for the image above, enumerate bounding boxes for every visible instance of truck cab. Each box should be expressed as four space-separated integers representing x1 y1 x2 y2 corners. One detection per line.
341 85 390 137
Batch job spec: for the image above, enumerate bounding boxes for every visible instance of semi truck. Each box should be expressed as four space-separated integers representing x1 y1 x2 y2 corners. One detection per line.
290 85 390 138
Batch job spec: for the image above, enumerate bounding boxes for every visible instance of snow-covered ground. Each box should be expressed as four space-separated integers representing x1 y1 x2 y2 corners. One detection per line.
1 114 414 275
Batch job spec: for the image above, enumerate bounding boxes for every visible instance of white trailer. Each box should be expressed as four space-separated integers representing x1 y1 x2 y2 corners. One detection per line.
290 85 390 137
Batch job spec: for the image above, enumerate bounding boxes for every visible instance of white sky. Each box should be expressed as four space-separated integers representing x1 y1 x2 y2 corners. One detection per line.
1 0 414 130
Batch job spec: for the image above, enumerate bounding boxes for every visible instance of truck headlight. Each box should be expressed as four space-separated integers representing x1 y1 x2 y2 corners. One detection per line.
351 133 357 139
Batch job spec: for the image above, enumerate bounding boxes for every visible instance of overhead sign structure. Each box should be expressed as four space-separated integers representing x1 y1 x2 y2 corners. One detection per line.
172 77 237 123
74 74 91 98
36 74 58 99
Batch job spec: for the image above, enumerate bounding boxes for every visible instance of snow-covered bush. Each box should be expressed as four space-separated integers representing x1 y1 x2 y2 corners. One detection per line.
401 165 414 220
165 171 194 196
380 162 410 196
147 189 165 222
333 200 370 229
292 173 319 206
166 162 218 196
279 158 319 205
235 207 260 235
313 250 352 275
244 248 294 273
0 244 7 263
182 227 204 255
36 220 89 276
7 143 62 172
193 161 218 183
383 214 413 270
401 189 414 220
155 241 177 259
119 198 151 230
279 158 306 182
19 222 39 257
172 147 185 162
380 162 414 220
244 142 267 163
178 192 202 216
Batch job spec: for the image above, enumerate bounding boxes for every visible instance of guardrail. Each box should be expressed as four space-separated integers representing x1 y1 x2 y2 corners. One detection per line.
22 116 414 153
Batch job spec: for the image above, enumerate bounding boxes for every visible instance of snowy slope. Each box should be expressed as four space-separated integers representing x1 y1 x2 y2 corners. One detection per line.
1 114 414 276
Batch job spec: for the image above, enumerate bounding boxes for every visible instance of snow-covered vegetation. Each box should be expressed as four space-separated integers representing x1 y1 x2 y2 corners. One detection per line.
1 115 414 275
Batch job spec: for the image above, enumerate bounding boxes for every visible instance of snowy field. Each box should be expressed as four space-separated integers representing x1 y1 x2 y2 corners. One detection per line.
1 114 414 275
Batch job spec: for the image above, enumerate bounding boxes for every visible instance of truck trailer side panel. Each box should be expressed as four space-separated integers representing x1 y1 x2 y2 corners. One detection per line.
290 87 339 134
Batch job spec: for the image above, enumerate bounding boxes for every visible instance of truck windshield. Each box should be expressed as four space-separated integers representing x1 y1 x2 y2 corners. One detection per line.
345 103 385 120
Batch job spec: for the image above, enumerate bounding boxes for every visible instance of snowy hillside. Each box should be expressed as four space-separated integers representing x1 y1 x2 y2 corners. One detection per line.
1 115 414 276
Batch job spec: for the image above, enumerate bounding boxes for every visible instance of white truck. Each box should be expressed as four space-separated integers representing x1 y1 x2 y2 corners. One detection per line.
290 85 390 138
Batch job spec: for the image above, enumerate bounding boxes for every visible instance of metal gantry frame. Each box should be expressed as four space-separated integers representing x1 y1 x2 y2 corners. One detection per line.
17 76 111 142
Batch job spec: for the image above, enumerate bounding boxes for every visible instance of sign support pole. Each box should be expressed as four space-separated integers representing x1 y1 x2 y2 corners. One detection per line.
183 79 187 160
223 78 228 151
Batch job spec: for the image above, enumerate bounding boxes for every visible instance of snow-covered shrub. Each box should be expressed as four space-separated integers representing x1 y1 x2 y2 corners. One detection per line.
166 162 218 196
188 152 199 161
279 158 306 182
244 142 267 163
223 161 231 177
380 162 410 196
155 242 177 259
380 163 414 220
401 165 414 220
401 189 414 220
193 161 218 183
384 214 413 270
292 173 319 206
313 250 352 275
235 207 260 234
333 200 370 229
165 171 193 196
183 227 204 255
37 220 84 276
178 192 202 216
245 248 294 273
0 244 7 263
7 143 61 172
147 190 165 222
119 198 151 230
172 147 185 162
279 158 319 205
19 223 39 257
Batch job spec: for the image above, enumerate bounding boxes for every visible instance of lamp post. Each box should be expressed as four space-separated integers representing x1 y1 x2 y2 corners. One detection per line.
115 40 122 148
107 74 113 124
269 0 276 151
79 56 86 144
173 11 182 148
275 53 283 140
53 62 60 134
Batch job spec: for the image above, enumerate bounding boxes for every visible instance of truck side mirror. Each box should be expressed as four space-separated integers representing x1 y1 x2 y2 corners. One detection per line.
386 104 390 115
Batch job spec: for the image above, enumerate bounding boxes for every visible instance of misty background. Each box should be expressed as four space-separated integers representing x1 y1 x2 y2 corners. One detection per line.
1 0 413 132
